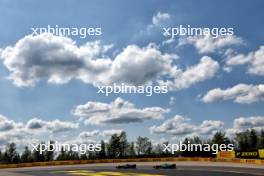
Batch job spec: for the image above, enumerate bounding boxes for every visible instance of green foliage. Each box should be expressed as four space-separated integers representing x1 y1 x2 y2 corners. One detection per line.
212 132 230 145
0 129 264 164
3 143 20 163
21 146 33 163
258 130 264 148
136 136 152 155
32 143 45 162
235 129 259 150
107 132 129 158
99 140 106 159
44 141 55 161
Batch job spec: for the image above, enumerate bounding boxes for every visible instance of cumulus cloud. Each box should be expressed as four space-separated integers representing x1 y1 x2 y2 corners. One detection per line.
158 56 219 91
101 129 124 136
79 129 124 138
233 116 264 129
226 116 264 137
79 130 100 138
107 44 176 85
225 46 264 76
0 114 79 148
0 115 19 131
150 115 224 136
26 118 79 133
0 34 172 86
178 35 243 54
0 114 78 137
0 33 113 87
202 84 264 104
73 97 168 125
0 33 218 91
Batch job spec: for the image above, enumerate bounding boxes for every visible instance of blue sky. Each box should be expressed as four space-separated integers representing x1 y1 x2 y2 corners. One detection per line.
0 0 264 148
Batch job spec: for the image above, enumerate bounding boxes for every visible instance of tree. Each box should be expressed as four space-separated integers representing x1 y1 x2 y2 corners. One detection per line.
119 132 129 157
21 146 32 163
44 141 55 161
212 132 230 145
80 153 88 160
0 150 2 162
32 144 45 162
57 147 68 161
3 143 20 163
136 136 152 156
192 136 202 144
236 130 251 150
258 129 264 148
99 140 106 159
249 129 258 149
108 134 121 158
128 142 136 157
68 148 79 160
153 144 163 156
162 141 171 156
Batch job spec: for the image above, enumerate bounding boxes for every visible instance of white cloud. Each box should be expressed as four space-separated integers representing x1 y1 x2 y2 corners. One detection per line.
152 12 171 26
202 84 264 104
0 33 218 92
233 116 264 129
0 33 113 87
199 120 224 135
0 114 19 131
107 43 176 85
178 35 243 54
146 12 171 33
223 66 232 73
26 118 79 133
101 129 124 136
0 34 174 87
150 115 224 137
162 38 175 46
137 12 171 41
0 115 79 148
158 56 219 91
0 115 78 138
79 129 124 138
79 130 100 138
225 46 264 76
226 116 264 137
226 53 253 65
73 97 168 125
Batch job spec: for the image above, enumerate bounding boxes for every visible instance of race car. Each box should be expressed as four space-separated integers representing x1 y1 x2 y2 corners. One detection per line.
153 163 176 169
116 164 137 169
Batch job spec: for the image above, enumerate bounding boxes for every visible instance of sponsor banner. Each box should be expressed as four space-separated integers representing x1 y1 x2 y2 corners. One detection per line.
217 151 236 159
236 151 259 159
259 149 264 158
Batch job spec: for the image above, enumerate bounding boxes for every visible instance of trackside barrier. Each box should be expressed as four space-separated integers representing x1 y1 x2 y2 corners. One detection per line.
217 151 236 159
259 149 264 158
0 157 263 169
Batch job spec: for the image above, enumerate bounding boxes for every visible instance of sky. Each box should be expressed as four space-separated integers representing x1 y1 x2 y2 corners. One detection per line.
0 0 264 149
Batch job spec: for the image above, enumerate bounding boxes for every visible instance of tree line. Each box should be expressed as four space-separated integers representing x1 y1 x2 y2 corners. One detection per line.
0 129 263 164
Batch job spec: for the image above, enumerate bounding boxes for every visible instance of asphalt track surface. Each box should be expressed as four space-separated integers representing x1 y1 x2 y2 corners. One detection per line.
0 162 263 176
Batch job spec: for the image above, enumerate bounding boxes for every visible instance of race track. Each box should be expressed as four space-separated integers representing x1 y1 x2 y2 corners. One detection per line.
0 162 263 176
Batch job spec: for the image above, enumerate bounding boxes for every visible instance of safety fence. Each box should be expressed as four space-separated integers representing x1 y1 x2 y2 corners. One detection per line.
0 156 263 169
